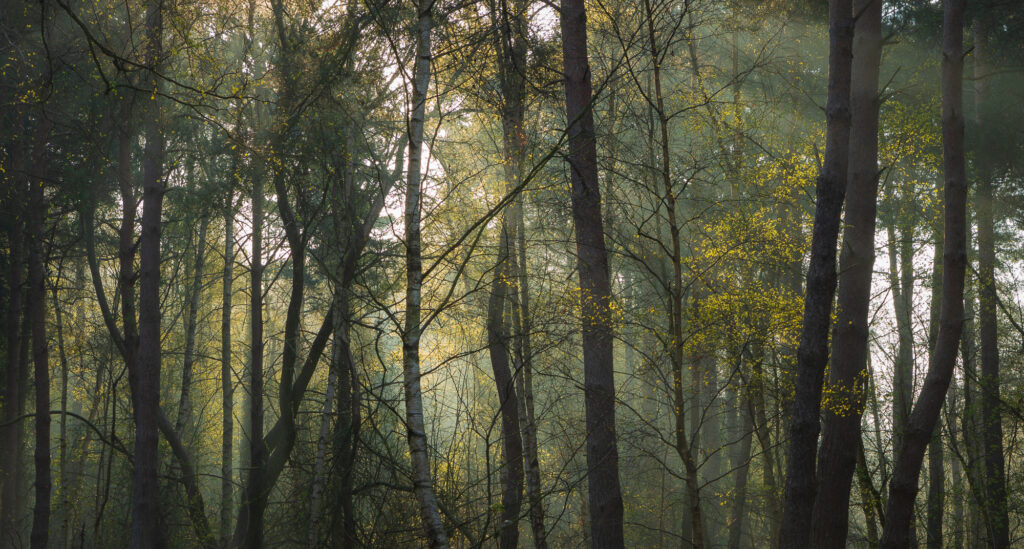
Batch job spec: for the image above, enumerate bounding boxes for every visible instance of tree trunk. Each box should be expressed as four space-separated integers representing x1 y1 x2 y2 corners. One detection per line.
176 214 210 442
487 224 524 549
778 0 853 545
809 0 881 544
131 1 166 545
402 2 448 546
972 15 1009 549
221 204 235 547
880 0 968 544
1 149 27 545
926 218 945 549
238 160 265 549
727 384 754 549
559 0 625 546
28 117 52 549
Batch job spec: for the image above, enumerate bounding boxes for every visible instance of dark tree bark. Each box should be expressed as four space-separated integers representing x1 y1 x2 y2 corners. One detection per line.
28 117 52 549
238 159 264 549
810 0 881 544
130 0 165 544
559 0 625 546
220 203 234 547
727 384 754 549
1 146 27 546
486 1 531 542
972 15 1009 548
487 225 524 549
926 220 945 549
777 0 853 546
880 0 968 544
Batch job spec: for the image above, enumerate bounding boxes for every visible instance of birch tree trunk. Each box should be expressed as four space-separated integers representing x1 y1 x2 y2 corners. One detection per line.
402 2 448 545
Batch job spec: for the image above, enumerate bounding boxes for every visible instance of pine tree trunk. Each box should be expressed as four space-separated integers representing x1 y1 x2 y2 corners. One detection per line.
810 0 881 543
926 219 945 549
880 0 968 544
972 16 1009 548
1 150 26 544
28 117 52 549
778 0 853 545
131 1 166 544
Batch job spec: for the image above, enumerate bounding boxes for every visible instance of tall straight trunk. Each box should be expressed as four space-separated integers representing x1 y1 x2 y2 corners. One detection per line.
559 1 625 546
489 1 529 542
52 280 69 549
880 0 968 544
972 16 1009 548
487 225 523 549
220 204 234 546
240 166 265 549
512 212 546 549
777 0 853 546
888 218 915 461
176 215 210 440
307 309 339 548
402 2 447 546
28 117 51 549
949 380 965 549
726 385 754 549
329 293 359 548
810 0 881 544
926 220 945 549
1 156 26 544
750 356 779 539
959 232 986 541
132 1 166 543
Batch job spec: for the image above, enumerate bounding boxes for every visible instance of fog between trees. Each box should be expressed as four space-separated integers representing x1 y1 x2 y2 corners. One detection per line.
2 0 1024 547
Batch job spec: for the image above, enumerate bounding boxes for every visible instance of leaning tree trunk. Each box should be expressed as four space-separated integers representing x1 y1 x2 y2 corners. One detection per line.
28 116 52 549
402 2 448 546
972 15 1009 548
559 0 625 546
809 0 881 545
131 0 165 545
880 0 968 544
777 0 853 546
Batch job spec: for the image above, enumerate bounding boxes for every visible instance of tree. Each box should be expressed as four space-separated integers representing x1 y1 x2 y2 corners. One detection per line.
880 0 969 544
778 0 854 545
402 1 448 546
560 0 625 546
810 0 882 545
